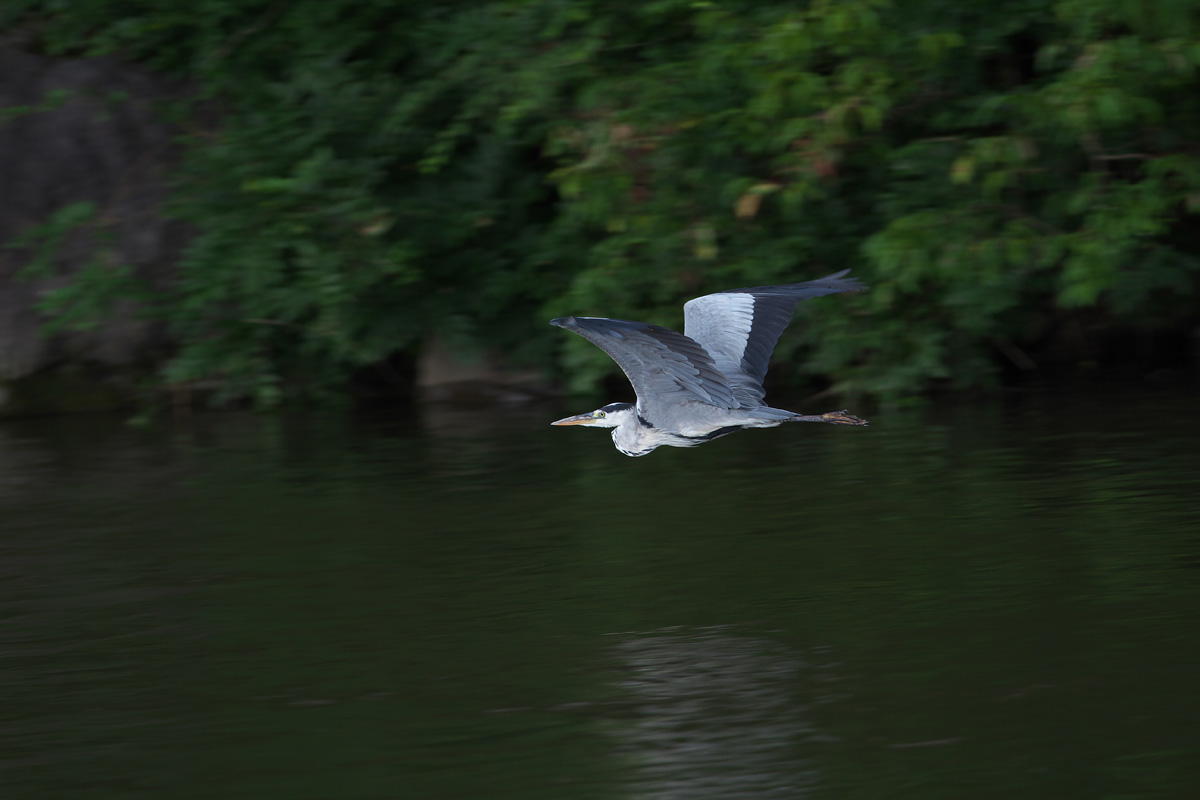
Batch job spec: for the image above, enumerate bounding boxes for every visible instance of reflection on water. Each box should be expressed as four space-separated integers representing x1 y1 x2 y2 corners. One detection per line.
1 383 1199 799
613 629 820 799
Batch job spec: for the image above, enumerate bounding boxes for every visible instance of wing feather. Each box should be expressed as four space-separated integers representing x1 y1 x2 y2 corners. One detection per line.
550 316 737 416
683 270 865 407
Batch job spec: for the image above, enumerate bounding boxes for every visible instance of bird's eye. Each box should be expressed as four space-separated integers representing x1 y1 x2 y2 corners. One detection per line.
593 410 606 418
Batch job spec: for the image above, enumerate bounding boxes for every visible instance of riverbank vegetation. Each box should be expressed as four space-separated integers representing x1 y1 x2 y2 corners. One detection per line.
6 0 1200 404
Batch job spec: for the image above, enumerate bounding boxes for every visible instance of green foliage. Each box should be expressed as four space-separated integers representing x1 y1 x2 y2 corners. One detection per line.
9 201 148 333
7 0 1200 402
0 86 71 121
540 0 1200 394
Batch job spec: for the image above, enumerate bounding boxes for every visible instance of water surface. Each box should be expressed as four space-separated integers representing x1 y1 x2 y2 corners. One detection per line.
2 384 1198 798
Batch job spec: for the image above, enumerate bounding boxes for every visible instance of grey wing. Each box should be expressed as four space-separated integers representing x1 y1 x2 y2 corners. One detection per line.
550 316 738 417
682 269 866 407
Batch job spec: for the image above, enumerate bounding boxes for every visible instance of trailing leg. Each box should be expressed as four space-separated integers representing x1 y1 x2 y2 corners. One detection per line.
786 409 868 426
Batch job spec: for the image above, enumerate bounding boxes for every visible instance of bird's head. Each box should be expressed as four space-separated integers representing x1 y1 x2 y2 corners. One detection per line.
550 402 636 430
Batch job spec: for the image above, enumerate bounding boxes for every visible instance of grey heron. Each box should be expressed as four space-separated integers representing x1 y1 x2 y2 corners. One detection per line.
550 270 869 457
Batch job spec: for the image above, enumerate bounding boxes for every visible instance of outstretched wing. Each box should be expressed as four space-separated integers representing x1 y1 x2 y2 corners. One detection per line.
683 270 865 407
550 316 738 417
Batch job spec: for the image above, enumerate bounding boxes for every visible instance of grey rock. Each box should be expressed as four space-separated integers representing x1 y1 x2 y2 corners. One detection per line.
0 42 190 387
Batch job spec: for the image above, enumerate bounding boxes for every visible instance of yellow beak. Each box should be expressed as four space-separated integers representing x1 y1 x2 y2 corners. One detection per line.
551 413 597 426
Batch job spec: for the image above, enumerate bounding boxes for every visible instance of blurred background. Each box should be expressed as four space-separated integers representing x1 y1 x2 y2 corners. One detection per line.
2 2 1199 798
3 0 1200 408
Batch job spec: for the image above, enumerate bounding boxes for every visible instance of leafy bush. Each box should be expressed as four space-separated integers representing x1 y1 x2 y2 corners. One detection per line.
7 0 1200 402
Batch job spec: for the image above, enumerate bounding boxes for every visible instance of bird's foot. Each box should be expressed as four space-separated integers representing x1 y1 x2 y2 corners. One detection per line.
788 409 869 426
820 409 868 426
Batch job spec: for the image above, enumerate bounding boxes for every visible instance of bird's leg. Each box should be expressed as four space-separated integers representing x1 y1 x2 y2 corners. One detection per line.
787 409 869 426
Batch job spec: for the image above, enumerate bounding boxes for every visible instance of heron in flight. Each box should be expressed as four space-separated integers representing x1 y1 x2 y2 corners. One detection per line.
550 270 868 457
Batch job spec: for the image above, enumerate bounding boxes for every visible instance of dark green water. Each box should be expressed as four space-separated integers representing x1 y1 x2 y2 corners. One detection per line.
2 384 1199 799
